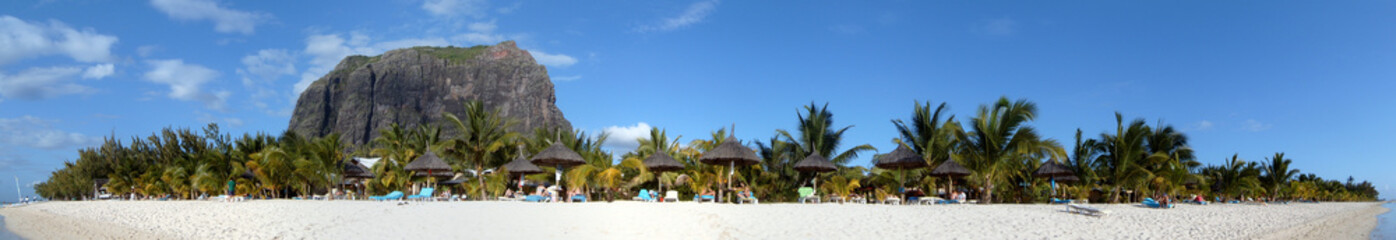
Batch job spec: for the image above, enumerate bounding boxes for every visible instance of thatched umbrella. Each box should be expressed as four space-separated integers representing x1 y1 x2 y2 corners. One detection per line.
1034 161 1076 197
699 134 761 202
530 141 586 185
340 159 374 198
405 151 453 186
502 145 544 191
874 144 925 202
643 152 685 198
928 160 971 197
793 153 837 190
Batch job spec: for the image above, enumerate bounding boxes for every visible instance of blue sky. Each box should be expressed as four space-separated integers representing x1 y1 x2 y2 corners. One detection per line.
1 0 1393 201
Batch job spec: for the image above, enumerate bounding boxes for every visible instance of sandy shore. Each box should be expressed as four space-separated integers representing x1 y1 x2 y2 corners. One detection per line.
0 200 1384 239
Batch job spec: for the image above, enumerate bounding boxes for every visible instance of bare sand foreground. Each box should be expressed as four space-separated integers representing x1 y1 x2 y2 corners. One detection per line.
0 200 1385 239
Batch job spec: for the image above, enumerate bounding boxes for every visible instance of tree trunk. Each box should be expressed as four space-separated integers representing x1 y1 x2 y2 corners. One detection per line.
981 175 993 204
476 166 486 201
1110 186 1121 203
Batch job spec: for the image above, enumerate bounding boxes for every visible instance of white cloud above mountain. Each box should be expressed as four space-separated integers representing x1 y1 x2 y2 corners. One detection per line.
0 15 118 65
143 59 229 110
149 0 271 34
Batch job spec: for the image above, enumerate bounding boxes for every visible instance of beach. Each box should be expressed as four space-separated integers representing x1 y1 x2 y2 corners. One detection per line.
0 200 1384 239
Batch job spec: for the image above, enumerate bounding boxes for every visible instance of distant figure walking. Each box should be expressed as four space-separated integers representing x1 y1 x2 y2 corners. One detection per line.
226 179 236 202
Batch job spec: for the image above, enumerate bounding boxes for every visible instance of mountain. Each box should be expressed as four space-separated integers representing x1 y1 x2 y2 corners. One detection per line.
287 41 571 146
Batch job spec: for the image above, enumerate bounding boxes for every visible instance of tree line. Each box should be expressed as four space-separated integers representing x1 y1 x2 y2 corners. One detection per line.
36 98 1380 203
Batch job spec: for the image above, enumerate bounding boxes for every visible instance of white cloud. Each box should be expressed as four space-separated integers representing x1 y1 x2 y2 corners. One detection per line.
552 75 581 82
602 122 652 151
637 0 720 33
496 2 522 14
422 0 488 18
0 15 118 65
143 59 228 110
468 20 497 33
1242 119 1272 132
136 45 161 57
528 50 577 67
981 17 1016 36
0 116 101 150
149 0 270 34
1194 120 1214 131
237 49 295 87
81 63 114 79
0 66 100 100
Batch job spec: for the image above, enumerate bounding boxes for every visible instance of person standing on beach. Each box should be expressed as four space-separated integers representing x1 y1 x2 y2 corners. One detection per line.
226 179 235 202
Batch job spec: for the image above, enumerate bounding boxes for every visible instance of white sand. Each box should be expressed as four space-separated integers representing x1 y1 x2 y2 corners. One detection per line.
0 200 1384 239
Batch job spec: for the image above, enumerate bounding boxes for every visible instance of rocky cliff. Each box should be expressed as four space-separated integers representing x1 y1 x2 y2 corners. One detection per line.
287 41 571 146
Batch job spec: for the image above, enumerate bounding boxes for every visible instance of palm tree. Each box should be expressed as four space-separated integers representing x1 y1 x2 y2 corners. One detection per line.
248 146 293 198
893 101 960 168
1262 152 1299 199
776 103 876 165
441 101 519 200
1095 113 1151 203
952 97 1045 203
370 123 416 194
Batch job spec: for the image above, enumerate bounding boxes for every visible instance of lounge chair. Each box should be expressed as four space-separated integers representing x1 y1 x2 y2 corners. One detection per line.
571 194 588 202
884 196 901 205
633 189 655 202
1051 198 1074 204
523 195 547 202
406 188 435 201
798 187 820 203
663 191 679 202
1142 198 1174 209
828 195 844 204
370 191 404 201
849 196 866 204
918 197 943 205
695 194 716 203
737 190 758 204
1067 204 1110 217
934 199 960 204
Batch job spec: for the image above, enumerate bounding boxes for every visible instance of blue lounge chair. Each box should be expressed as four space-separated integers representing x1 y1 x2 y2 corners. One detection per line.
571 194 587 202
1142 198 1174 209
1051 198 1073 204
694 194 715 203
632 189 655 202
935 199 961 204
370 191 404 201
524 195 546 202
406 188 435 201
737 190 758 204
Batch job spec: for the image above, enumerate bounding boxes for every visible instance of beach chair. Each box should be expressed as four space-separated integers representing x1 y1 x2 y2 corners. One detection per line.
663 191 679 202
798 187 820 203
884 196 901 205
919 197 942 205
524 195 547 202
695 194 716 203
737 190 758 204
850 196 866 204
1051 198 1074 204
633 189 655 202
406 188 435 201
370 191 404 201
1067 204 1109 217
1142 198 1174 209
828 195 844 204
571 194 588 202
